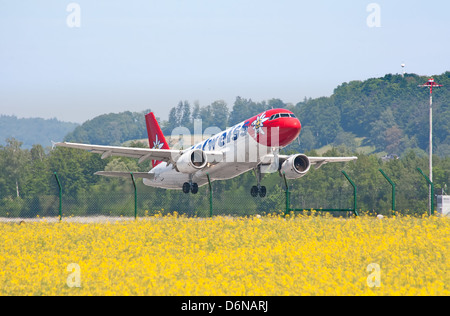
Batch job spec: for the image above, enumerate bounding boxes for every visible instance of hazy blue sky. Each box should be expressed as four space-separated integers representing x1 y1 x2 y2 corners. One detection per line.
1 0 449 123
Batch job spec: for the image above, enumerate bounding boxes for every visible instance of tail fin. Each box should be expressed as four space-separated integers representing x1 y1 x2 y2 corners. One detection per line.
145 112 170 168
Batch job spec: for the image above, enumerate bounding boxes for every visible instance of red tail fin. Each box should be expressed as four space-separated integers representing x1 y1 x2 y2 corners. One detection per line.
145 112 170 168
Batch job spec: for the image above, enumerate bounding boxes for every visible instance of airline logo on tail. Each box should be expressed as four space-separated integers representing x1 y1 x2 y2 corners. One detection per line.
145 113 170 168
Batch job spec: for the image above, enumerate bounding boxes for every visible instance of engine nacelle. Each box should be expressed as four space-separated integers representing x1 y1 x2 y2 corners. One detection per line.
280 154 311 179
176 149 208 174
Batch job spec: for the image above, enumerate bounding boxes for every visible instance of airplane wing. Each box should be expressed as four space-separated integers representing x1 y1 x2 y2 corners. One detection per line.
94 171 155 179
54 142 223 164
307 156 358 169
278 155 357 169
55 142 182 164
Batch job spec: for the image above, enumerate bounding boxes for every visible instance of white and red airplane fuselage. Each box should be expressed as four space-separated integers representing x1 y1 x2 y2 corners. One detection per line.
146 109 301 191
56 108 357 197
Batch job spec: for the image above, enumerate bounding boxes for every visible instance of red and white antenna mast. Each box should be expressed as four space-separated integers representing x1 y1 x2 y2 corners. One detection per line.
419 78 443 215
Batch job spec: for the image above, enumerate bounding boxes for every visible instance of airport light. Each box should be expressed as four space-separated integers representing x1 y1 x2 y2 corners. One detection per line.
418 78 443 215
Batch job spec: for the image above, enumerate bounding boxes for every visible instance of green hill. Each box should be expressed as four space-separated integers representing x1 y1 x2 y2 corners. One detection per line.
61 72 450 157
0 116 78 149
291 72 450 157
64 110 151 146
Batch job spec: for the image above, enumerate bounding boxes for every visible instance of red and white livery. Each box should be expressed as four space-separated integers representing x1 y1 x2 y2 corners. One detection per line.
56 109 357 197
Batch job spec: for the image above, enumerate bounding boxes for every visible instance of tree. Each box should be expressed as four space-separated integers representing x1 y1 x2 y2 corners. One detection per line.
167 107 178 134
210 100 229 130
192 101 201 120
30 144 45 162
268 98 286 109
297 97 342 147
2 138 30 197
180 101 191 129
384 126 404 154
333 131 358 152
47 147 107 197
296 126 316 151
229 97 255 126
199 105 213 129
369 108 396 150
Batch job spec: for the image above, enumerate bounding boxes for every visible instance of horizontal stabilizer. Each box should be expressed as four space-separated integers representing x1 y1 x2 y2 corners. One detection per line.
94 171 155 179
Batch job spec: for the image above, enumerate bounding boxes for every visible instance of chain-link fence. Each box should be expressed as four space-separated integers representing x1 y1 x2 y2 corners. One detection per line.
0 169 433 221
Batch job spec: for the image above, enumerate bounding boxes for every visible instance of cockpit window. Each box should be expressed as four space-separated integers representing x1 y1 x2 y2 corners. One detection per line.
270 113 297 120
269 114 280 120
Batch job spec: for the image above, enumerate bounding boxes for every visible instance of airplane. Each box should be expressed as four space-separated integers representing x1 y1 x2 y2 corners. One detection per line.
55 109 357 197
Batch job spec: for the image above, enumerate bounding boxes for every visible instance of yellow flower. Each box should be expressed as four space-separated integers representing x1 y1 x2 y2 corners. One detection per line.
0 215 448 296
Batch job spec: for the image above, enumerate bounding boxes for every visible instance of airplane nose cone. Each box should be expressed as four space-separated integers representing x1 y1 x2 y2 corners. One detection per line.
278 118 301 147
261 117 301 147
252 115 302 147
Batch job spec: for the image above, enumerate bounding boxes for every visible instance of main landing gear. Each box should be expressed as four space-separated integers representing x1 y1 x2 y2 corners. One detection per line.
250 165 267 198
251 185 266 198
183 182 199 194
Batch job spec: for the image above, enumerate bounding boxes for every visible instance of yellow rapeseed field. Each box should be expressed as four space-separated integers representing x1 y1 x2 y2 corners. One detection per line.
0 214 449 296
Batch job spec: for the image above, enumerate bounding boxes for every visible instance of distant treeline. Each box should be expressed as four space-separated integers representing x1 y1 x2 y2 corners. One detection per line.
0 116 78 149
0 138 449 217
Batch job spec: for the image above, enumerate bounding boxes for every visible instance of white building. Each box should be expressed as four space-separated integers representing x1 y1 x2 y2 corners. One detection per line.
437 195 450 216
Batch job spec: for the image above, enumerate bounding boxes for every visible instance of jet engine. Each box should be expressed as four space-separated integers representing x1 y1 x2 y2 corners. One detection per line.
176 149 208 174
280 154 311 179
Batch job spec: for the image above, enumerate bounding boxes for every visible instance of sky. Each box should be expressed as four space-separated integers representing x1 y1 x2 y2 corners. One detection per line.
0 0 449 123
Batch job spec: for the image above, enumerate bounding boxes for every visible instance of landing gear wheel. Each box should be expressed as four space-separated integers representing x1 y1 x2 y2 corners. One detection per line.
251 165 267 198
259 186 267 198
191 183 199 194
251 186 258 197
182 182 191 194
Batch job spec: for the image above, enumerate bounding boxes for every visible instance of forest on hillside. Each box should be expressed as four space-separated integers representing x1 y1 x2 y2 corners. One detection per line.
65 72 450 158
0 116 78 149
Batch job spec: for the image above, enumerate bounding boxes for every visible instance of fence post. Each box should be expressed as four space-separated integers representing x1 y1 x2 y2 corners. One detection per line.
342 171 358 216
379 169 396 214
54 172 62 221
282 173 290 216
417 168 434 216
130 172 137 220
206 173 213 218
